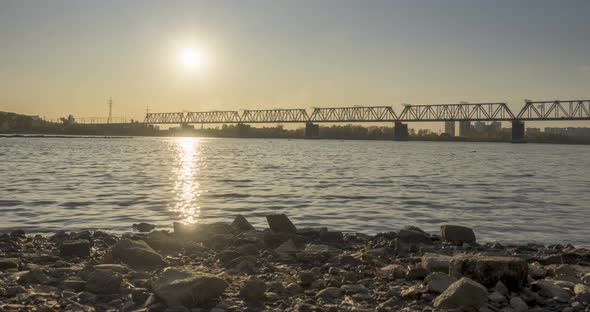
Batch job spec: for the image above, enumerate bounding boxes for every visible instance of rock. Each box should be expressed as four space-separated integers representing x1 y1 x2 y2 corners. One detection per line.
401 285 425 299
574 283 590 304
582 273 590 286
406 267 430 281
319 230 344 244
341 284 369 294
239 276 267 302
316 287 344 302
378 264 408 279
231 215 255 232
0 258 20 270
267 282 286 295
266 214 297 234
111 238 166 268
440 224 476 244
529 264 546 280
60 239 91 258
432 277 488 311
151 268 228 307
86 269 122 294
530 280 572 303
286 283 303 295
425 272 457 294
94 264 129 274
554 264 580 283
18 268 49 284
488 291 506 303
494 281 509 296
421 253 452 273
449 255 528 291
61 279 87 292
510 297 528 312
397 229 431 245
133 222 156 232
299 270 316 287
275 239 297 256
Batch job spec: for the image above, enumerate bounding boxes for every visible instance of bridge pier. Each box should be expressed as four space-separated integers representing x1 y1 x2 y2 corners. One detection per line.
511 120 526 143
394 122 409 141
305 122 319 139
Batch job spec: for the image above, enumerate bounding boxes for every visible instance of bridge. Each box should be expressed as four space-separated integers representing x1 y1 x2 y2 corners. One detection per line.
143 100 590 142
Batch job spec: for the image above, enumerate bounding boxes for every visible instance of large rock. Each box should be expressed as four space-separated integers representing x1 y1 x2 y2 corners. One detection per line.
530 280 572 303
111 238 166 268
425 272 457 294
132 222 156 232
239 276 267 302
397 229 431 245
266 214 297 234
152 268 228 307
574 283 590 305
231 215 255 232
450 255 528 291
86 269 122 294
60 239 91 258
433 277 488 311
421 253 452 273
440 225 476 244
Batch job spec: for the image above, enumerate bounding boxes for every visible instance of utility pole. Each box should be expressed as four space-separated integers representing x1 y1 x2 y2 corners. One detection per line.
107 98 113 124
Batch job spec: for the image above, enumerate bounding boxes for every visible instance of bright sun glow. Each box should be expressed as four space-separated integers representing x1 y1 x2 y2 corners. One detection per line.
177 47 207 72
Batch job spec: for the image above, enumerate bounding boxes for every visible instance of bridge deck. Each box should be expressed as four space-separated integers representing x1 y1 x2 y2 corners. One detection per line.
141 100 590 124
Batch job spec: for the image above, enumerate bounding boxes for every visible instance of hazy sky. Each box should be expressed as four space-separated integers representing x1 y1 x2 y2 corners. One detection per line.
1 0 589 127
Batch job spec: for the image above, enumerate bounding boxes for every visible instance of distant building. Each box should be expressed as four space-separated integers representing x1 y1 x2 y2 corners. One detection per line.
444 121 455 137
545 127 590 137
526 128 541 135
459 121 472 136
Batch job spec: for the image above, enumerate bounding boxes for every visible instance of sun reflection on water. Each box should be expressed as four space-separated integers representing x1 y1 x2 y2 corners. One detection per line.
172 137 201 224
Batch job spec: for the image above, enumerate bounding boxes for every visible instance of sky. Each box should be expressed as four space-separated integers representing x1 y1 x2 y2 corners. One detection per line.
0 0 589 129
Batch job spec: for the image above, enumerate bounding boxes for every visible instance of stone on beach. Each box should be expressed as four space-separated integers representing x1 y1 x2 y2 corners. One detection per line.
574 283 590 304
433 277 488 311
132 222 156 232
440 224 476 244
421 253 452 273
530 279 572 303
449 255 528 291
85 269 123 294
239 276 267 302
266 214 297 234
231 215 255 232
151 267 228 307
111 238 166 268
60 239 91 258
425 272 457 294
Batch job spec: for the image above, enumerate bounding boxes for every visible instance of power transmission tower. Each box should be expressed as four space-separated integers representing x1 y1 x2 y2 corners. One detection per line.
107 98 113 124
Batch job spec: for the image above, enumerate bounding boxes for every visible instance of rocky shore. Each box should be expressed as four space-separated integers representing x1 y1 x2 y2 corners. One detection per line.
1 215 590 312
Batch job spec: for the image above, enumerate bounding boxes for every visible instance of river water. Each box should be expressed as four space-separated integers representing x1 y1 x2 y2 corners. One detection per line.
1 136 589 245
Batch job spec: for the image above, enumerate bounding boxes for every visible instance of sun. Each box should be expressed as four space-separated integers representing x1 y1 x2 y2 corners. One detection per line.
177 47 207 72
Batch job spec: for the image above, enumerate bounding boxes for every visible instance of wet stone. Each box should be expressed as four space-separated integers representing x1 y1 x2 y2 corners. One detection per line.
266 214 297 234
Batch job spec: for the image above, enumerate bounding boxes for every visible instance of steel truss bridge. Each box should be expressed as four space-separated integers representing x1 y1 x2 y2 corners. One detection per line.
143 100 590 141
144 100 590 124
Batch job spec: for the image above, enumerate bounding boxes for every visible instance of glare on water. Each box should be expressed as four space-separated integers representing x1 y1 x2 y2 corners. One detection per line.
171 137 202 224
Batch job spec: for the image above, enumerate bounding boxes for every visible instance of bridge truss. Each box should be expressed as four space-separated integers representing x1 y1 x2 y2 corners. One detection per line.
143 100 590 124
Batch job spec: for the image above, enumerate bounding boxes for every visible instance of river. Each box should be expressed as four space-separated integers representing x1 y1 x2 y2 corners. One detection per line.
1 136 589 245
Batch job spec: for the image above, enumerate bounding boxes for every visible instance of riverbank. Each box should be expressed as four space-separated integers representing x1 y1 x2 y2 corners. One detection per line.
1 215 589 312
